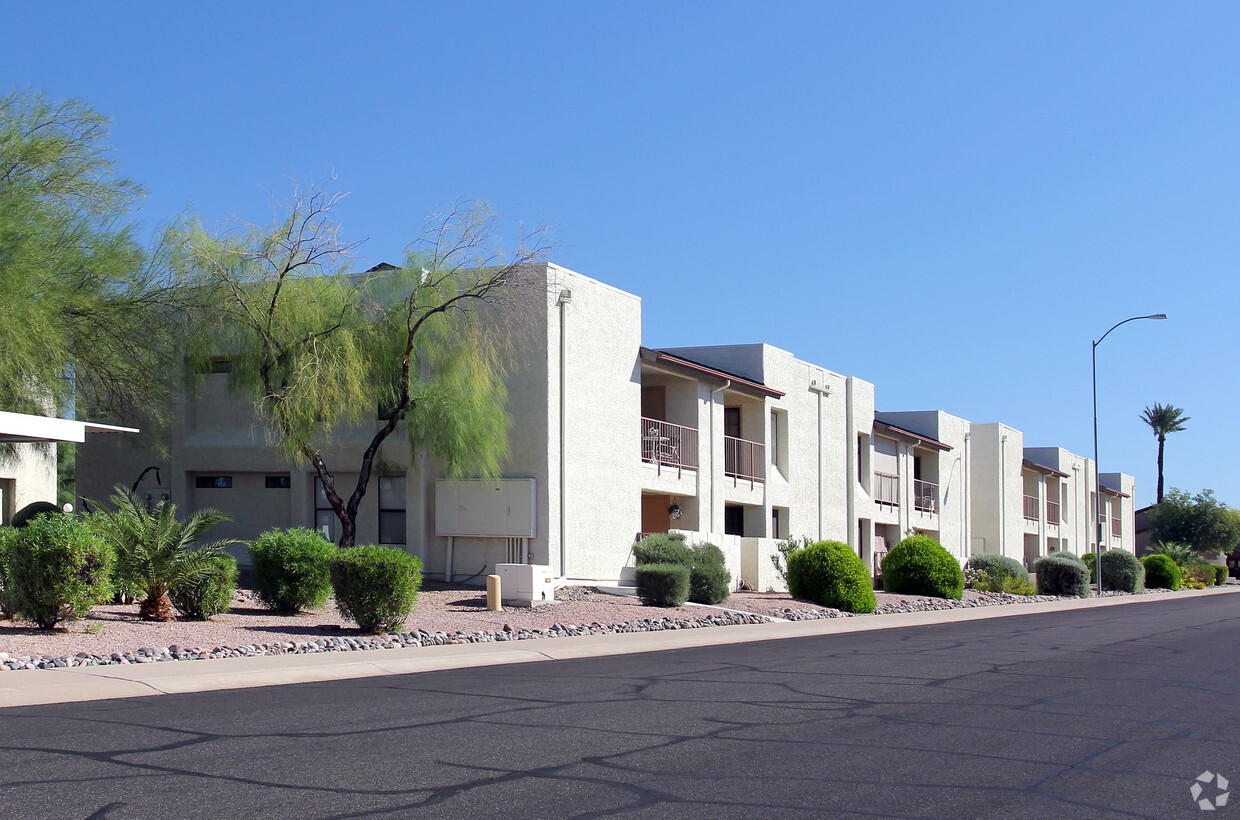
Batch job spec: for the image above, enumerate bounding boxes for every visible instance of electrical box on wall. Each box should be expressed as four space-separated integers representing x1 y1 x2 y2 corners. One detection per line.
495 563 554 607
434 479 536 538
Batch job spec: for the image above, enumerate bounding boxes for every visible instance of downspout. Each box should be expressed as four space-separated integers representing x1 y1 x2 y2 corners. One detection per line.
844 378 855 547
963 432 971 557
558 289 571 578
817 386 824 541
999 433 1008 557
709 379 731 533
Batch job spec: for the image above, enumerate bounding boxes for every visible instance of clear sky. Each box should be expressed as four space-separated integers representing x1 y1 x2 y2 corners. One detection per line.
5 1 1236 509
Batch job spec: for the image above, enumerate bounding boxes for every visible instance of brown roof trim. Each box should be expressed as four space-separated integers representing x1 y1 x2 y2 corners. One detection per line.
1022 458 1069 479
641 348 785 398
873 420 951 451
1100 485 1130 498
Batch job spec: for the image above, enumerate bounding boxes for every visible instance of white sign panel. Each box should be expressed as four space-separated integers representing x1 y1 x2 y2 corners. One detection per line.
434 478 536 538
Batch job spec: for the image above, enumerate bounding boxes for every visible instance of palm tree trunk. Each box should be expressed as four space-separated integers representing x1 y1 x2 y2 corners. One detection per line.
1156 435 1165 503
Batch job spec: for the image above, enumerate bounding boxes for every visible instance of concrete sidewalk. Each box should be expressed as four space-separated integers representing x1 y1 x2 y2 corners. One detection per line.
1 585 1236 709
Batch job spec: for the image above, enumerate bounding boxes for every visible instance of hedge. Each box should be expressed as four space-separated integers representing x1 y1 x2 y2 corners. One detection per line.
249 528 337 614
1141 554 1181 591
1034 553 1090 597
786 540 876 613
635 563 690 607
6 514 113 628
330 546 422 633
965 553 1028 583
881 535 964 600
1099 549 1144 593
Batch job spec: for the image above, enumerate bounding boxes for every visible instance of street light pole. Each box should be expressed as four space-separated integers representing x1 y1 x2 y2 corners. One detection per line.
1092 313 1167 596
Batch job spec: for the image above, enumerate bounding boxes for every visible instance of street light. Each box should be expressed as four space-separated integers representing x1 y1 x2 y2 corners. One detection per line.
1092 313 1167 596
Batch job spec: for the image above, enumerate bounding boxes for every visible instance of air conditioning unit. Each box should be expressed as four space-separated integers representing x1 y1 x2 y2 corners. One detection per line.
495 563 555 607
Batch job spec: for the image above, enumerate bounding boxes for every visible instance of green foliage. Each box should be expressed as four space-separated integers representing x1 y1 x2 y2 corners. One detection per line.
1214 564 1228 586
1141 403 1189 502
89 488 238 620
1183 564 1216 588
11 501 62 528
0 90 176 422
169 554 238 620
632 533 690 566
1141 554 1182 590
1146 541 1196 567
880 535 964 600
1099 549 1144 593
1148 489 1240 556
686 543 731 605
249 528 337 614
965 553 1028 583
5 514 113 628
329 546 422 633
964 567 1037 596
1033 553 1091 597
0 526 16 616
785 540 877 613
771 535 814 585
635 563 690 607
1080 552 1098 583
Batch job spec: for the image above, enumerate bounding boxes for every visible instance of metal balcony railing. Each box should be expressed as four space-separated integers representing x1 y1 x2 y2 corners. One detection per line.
1023 495 1040 521
914 479 939 514
640 417 698 478
724 435 765 486
1046 499 1061 525
874 472 899 506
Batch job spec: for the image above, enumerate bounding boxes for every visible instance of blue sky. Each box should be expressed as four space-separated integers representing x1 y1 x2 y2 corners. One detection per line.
5 2 1237 508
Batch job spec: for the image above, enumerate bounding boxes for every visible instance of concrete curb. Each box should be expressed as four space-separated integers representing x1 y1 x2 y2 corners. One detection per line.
1 585 1235 709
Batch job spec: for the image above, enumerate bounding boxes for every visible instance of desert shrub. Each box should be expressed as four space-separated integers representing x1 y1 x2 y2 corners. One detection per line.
1141 554 1181 590
786 540 876 613
11 501 61 528
1080 552 1098 584
965 553 1028 583
250 528 337 614
330 546 422 633
6 514 113 628
1146 541 1196 567
1099 549 1144 593
1214 564 1229 586
169 554 239 619
687 543 731 605
1034 553 1090 597
965 567 1036 596
771 535 814 585
635 563 689 607
1183 564 1215 588
881 535 964 600
632 533 690 566
0 526 17 616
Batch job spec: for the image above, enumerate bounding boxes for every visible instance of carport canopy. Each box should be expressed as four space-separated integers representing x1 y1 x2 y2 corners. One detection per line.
0 410 137 443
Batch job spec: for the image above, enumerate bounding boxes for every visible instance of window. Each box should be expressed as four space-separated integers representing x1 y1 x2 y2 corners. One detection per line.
378 476 407 545
770 409 788 477
724 407 741 438
195 475 232 489
265 475 290 489
315 479 336 542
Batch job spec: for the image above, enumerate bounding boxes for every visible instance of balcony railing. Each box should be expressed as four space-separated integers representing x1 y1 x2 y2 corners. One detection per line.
724 435 765 486
1112 516 1122 538
874 471 899 506
1023 495 1039 521
1046 499 1061 525
914 479 939 514
641 417 698 477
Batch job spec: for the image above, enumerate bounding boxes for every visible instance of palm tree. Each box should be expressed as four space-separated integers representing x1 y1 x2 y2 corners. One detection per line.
90 488 238 621
1140 403 1190 503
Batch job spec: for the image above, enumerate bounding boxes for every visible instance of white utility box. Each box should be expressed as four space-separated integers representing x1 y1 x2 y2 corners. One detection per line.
494 563 555 607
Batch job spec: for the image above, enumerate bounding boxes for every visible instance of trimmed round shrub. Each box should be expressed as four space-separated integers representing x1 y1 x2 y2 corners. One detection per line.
635 563 689 607
1034 553 1090 597
11 501 62 529
249 528 337 614
687 543 731 605
632 533 691 566
169 554 239 619
786 540 876 614
881 535 964 600
965 553 1028 583
1099 549 1144 593
330 546 422 633
1214 564 1229 586
6 515 113 628
1141 554 1181 591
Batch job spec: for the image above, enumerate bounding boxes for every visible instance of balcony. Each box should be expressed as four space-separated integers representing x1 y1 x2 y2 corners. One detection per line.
1112 516 1122 538
641 417 698 478
724 435 765 486
874 471 898 506
1046 499 1060 525
914 479 939 514
1023 495 1039 522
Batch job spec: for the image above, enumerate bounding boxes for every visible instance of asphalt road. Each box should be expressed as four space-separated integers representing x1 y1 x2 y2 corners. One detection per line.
1 595 1238 820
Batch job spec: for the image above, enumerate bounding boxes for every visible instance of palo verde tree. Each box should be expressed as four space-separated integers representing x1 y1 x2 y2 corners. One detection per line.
174 186 552 547
0 89 178 424
1139 403 1189 503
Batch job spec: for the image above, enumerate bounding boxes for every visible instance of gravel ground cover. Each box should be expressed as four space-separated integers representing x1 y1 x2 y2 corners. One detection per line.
0 582 1221 671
